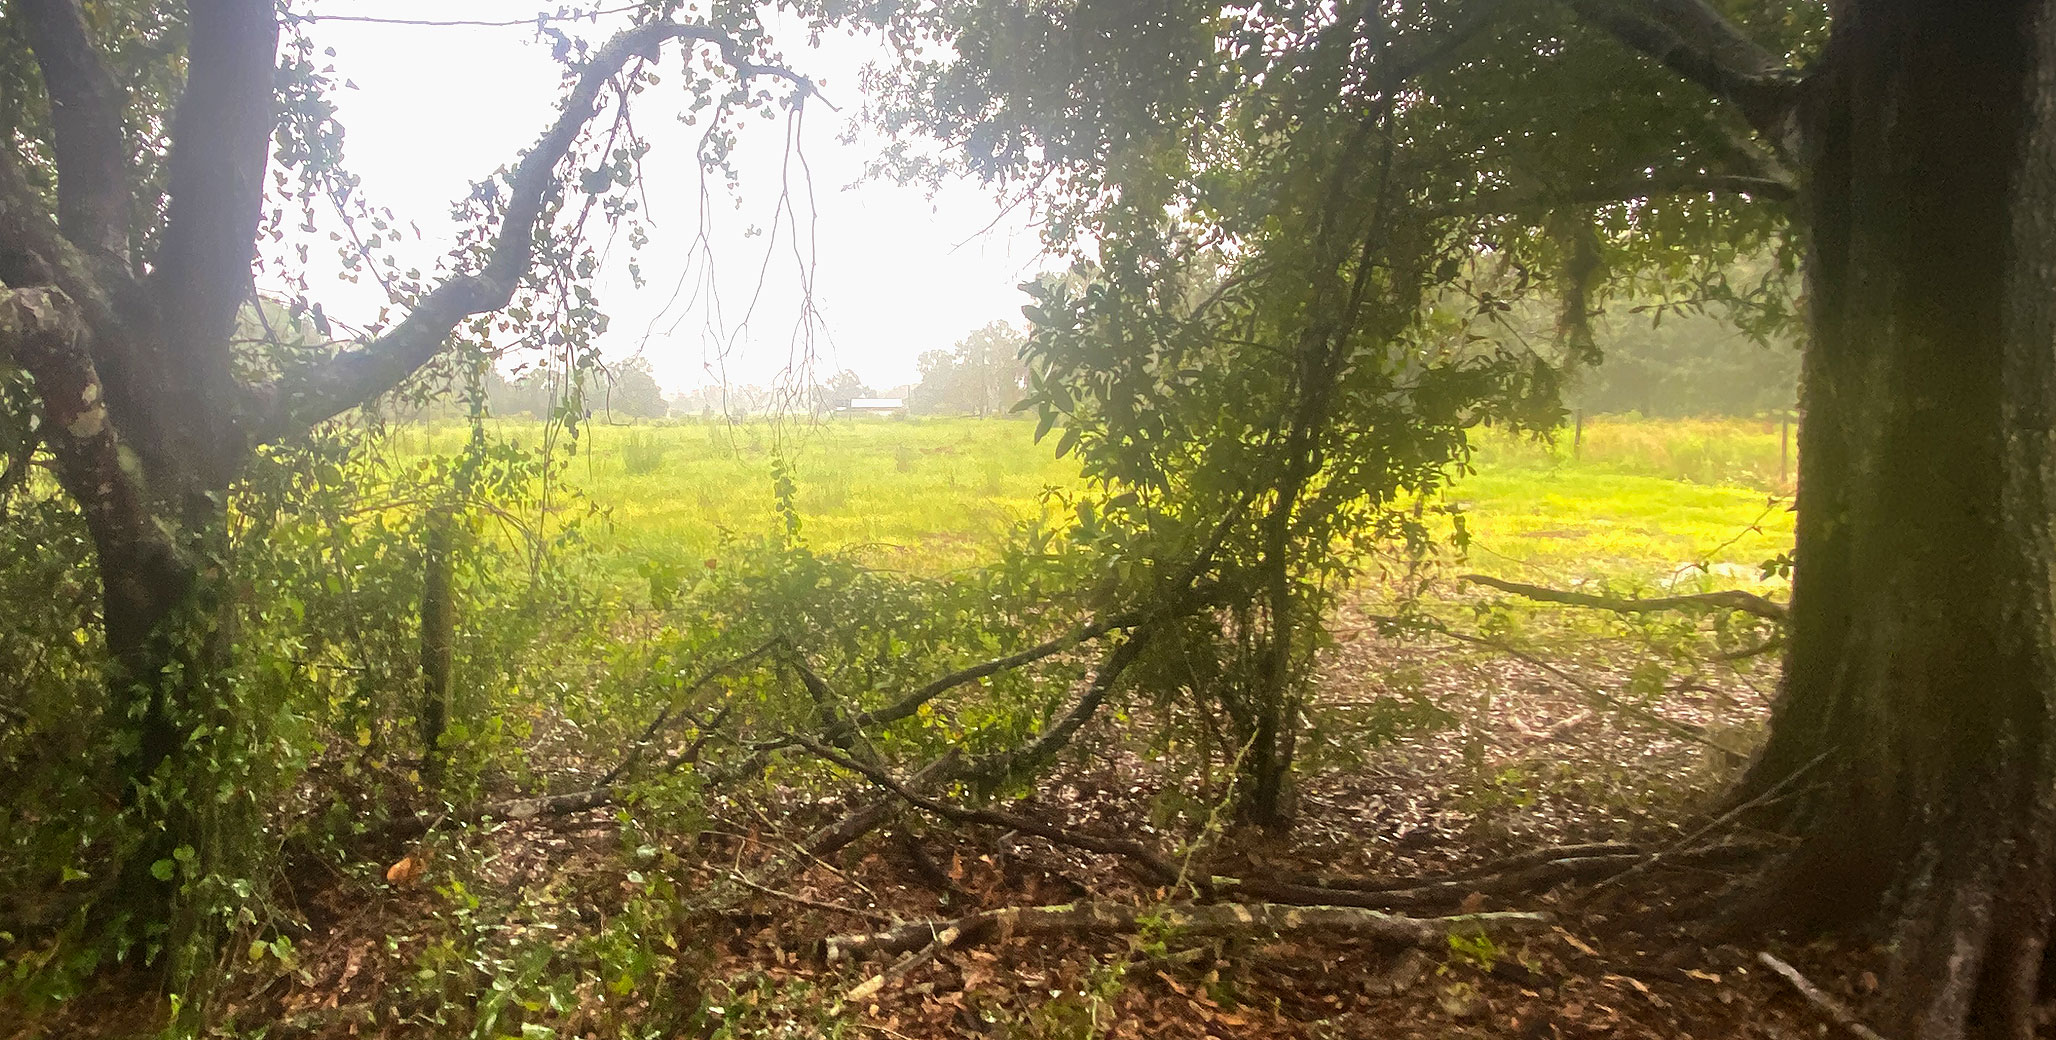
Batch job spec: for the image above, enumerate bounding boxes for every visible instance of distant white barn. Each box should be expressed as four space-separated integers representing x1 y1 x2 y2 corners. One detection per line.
842 397 906 414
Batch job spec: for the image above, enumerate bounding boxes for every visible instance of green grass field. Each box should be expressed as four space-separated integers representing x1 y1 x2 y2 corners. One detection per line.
389 414 1796 590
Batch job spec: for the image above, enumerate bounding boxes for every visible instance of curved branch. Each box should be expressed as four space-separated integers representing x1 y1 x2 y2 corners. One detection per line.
149 0 279 364
247 21 823 443
1460 572 1788 622
12 0 130 258
832 612 1142 737
1561 0 1805 153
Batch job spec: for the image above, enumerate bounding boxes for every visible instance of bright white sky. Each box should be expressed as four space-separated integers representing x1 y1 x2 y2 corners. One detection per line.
291 2 1055 395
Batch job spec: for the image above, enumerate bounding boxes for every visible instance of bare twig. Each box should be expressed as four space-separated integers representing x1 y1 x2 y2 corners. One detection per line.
1756 951 1888 1040
727 872 900 926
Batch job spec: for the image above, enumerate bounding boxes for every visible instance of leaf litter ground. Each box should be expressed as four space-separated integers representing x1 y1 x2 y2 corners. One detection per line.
23 591 1888 1040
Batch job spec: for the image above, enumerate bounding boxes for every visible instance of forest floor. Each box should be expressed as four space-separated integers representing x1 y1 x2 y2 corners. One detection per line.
54 592 1882 1040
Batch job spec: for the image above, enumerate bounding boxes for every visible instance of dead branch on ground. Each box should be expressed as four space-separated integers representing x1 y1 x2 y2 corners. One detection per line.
1460 573 1787 622
1756 951 1887 1040
785 734 1189 887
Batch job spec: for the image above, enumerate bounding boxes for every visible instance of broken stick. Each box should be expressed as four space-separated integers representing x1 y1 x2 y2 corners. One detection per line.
1756 951 1887 1040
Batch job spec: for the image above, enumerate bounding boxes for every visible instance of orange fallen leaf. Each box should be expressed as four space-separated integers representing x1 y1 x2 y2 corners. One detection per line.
1554 926 1600 957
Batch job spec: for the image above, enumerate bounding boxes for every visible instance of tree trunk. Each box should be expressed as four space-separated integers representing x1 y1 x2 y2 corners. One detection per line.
1740 3 2056 1035
419 509 456 792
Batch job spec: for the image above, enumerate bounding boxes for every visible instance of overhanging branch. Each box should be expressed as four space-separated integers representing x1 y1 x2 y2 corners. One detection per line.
1467 169 1797 215
247 21 824 444
1561 0 1805 153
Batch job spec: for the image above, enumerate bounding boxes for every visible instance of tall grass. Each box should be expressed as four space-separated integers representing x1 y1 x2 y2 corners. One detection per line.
1473 416 1795 492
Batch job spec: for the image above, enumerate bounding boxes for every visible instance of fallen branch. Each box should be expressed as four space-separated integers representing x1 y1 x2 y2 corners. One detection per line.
847 927 957 1002
1756 951 1887 1040
379 785 616 841
824 901 1552 964
1461 573 1787 622
834 613 1141 737
964 626 1155 787
1223 853 1643 910
798 749 966 862
599 640 777 787
1283 841 1643 892
786 735 1187 886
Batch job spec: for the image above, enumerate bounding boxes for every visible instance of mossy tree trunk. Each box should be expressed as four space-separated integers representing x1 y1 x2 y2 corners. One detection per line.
1738 2 2056 1035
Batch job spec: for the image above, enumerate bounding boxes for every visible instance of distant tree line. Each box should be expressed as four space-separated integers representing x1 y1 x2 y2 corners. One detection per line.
478 358 667 421
1571 310 1798 418
908 321 1029 416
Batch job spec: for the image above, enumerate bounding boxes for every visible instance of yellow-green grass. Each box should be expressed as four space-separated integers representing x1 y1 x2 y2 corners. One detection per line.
1455 418 1794 590
388 414 1795 590
390 415 1081 573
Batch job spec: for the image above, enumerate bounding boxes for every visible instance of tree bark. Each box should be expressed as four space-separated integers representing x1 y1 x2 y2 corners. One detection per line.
1738 3 2056 1036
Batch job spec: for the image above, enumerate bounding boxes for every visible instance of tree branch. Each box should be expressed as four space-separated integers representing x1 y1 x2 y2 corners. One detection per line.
1460 573 1788 622
1561 0 1805 152
786 733 1188 886
0 151 125 337
0 288 184 598
248 21 823 443
1457 168 1797 220
11 0 130 258
832 612 1142 738
1757 952 1888 1040
149 0 279 367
